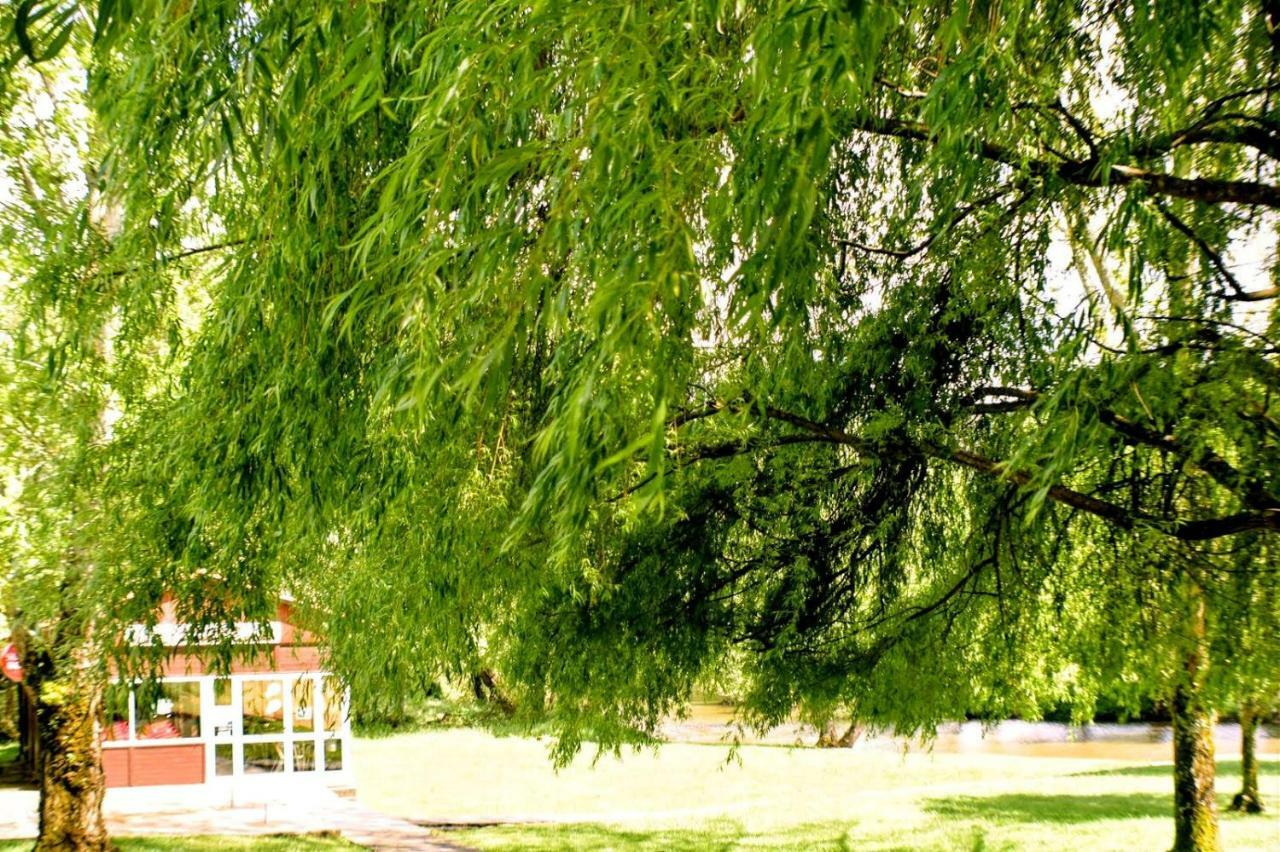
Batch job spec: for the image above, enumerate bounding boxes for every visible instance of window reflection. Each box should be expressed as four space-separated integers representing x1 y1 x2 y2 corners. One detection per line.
103 683 131 741
323 677 344 732
215 743 234 776
293 741 315 771
136 681 200 739
292 678 314 733
241 679 285 734
323 738 343 771
243 741 285 773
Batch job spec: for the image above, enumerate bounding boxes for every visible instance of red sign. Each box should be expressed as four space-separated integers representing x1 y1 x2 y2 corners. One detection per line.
1 644 23 683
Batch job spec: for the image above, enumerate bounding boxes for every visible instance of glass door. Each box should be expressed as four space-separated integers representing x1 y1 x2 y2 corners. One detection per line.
240 678 287 774
202 673 342 780
207 677 238 778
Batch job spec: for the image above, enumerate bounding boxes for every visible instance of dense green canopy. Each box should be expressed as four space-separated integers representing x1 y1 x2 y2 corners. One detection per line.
3 3 1279 850
5 0 1279 773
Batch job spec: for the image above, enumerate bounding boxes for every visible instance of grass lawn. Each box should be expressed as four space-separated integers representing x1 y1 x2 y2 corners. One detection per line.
0 837 357 851
354 730 1280 851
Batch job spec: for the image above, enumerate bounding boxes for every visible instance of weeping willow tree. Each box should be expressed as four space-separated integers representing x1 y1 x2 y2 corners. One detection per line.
0 8 286 849
5 1 1280 850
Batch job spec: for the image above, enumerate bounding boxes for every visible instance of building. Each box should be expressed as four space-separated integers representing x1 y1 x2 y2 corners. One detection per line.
94 595 353 788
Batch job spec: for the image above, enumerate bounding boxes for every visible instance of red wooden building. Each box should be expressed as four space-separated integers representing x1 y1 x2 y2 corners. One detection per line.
93 595 352 788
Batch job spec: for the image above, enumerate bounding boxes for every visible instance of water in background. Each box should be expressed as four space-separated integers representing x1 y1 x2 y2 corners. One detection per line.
662 703 1280 761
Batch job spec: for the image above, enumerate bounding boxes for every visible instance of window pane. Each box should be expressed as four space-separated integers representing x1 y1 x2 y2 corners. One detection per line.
214 678 232 706
136 681 200 740
323 677 344 732
103 683 131 741
293 741 315 772
323 738 343 771
243 741 285 774
292 678 314 733
241 680 285 735
215 743 234 776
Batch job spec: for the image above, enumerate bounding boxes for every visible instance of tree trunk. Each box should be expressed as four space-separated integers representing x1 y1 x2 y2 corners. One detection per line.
816 720 862 748
471 669 516 716
1170 582 1219 852
29 649 109 852
1230 704 1263 813
1171 682 1219 852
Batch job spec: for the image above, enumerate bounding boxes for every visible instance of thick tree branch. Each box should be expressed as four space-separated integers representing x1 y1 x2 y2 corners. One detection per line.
683 399 1280 541
854 116 1280 208
964 386 1278 512
1130 120 1280 162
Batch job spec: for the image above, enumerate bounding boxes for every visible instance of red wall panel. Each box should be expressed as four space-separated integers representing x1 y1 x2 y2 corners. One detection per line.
102 748 130 788
126 744 204 786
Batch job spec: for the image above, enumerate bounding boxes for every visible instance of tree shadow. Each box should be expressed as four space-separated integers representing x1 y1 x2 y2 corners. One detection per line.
0 742 34 791
456 819 853 852
1076 759 1280 779
926 792 1172 824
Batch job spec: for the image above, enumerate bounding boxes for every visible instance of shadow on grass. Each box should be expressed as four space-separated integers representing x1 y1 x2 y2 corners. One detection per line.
0 840 357 852
926 792 1172 824
1076 759 1280 779
459 819 855 852
0 741 35 791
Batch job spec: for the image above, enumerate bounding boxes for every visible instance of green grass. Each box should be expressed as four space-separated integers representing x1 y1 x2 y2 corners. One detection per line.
0 742 17 767
353 730 1280 851
0 836 357 851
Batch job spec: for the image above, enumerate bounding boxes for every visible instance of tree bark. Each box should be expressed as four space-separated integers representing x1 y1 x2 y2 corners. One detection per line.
816 720 863 748
1171 682 1219 852
28 646 109 852
1170 583 1220 852
471 669 516 717
1230 704 1264 813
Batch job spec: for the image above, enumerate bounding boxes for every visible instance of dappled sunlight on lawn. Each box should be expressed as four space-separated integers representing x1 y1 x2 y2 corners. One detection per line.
354 731 1280 850
355 730 1123 827
927 792 1173 823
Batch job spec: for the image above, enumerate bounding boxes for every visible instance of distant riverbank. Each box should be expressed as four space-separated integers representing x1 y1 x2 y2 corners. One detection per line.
660 703 1280 761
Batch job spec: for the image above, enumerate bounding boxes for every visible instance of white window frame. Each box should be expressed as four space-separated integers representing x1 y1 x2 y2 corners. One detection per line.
205 672 352 782
103 671 353 785
102 675 206 748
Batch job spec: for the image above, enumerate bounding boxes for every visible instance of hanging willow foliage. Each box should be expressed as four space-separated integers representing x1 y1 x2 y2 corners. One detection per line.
3 0 1278 788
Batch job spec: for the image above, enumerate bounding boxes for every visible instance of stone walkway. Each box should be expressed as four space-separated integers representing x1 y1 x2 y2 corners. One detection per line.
0 783 469 851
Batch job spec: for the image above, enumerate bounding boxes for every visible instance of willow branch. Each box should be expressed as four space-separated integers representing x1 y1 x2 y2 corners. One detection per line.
757 404 1278 540
1153 200 1278 301
853 116 1280 208
105 239 248 279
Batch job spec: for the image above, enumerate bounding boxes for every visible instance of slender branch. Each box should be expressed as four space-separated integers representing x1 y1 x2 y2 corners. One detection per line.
1048 99 1099 160
1153 200 1278 301
838 186 1016 259
1201 83 1280 117
1140 314 1280 351
874 76 928 99
1095 410 1278 511
963 386 1038 414
666 395 1278 540
105 239 248 279
610 432 837 501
